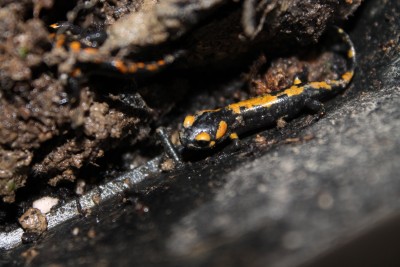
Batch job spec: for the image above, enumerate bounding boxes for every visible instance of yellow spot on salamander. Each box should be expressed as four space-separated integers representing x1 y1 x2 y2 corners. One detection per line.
128 63 138 73
293 77 302 85
215 121 228 140
279 85 305 96
70 68 82 78
157 60 166 66
146 64 159 71
348 49 355 58
50 23 60 29
196 109 221 116
137 62 145 68
113 60 128 73
309 81 332 90
341 71 354 82
227 85 304 114
209 141 216 147
229 133 239 140
228 94 279 114
82 48 98 55
55 34 65 48
195 132 211 142
183 115 195 128
69 41 81 53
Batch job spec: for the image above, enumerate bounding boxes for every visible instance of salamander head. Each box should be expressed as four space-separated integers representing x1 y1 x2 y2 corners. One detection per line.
179 111 229 150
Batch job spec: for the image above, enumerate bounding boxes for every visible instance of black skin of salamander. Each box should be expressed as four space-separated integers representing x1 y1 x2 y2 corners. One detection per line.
179 87 330 150
50 22 185 105
180 27 355 150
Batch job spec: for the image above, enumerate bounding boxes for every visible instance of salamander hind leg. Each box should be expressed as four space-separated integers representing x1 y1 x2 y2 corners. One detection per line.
305 98 326 122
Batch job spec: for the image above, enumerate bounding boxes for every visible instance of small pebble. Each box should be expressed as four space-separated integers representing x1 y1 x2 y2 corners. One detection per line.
19 208 47 234
32 196 59 214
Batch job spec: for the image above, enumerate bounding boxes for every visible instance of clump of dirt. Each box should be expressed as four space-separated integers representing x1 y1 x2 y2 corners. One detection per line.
0 3 65 202
249 51 340 96
0 1 153 203
18 207 47 234
0 0 362 204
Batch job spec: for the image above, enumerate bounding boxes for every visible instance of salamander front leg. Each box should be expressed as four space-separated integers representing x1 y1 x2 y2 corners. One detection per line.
305 98 326 118
156 127 182 164
229 132 241 149
66 76 82 105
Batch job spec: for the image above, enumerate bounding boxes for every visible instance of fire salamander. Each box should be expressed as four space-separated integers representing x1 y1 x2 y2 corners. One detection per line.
179 28 356 150
49 22 184 99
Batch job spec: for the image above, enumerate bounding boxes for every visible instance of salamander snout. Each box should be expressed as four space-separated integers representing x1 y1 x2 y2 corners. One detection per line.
179 128 215 150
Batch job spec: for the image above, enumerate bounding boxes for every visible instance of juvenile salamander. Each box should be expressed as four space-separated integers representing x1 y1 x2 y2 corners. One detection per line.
49 22 186 106
179 27 356 150
50 22 184 78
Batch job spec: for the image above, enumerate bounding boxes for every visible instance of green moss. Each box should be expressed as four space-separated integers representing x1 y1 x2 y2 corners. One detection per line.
18 47 29 59
5 179 16 192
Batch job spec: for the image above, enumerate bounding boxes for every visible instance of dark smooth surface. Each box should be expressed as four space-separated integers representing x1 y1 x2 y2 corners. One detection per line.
2 0 400 266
